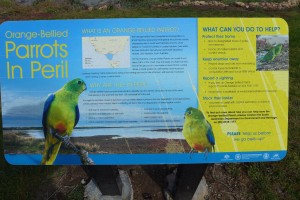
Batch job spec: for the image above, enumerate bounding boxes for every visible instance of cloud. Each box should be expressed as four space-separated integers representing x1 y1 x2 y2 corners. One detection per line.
4 101 44 118
1 89 46 118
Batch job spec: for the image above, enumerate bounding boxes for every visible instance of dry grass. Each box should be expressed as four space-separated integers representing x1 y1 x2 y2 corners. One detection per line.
75 142 106 153
3 132 44 153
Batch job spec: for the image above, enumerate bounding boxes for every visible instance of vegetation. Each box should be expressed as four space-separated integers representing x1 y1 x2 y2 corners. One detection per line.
0 1 299 199
3 132 44 153
220 0 285 3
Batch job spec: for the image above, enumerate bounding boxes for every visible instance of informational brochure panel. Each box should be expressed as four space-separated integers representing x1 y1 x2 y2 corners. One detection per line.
0 18 288 165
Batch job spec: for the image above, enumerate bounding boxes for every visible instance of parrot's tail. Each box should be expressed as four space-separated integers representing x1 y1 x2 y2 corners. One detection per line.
41 134 62 165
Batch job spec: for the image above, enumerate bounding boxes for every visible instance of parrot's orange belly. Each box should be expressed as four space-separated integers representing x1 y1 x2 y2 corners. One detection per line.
193 144 205 152
55 123 67 134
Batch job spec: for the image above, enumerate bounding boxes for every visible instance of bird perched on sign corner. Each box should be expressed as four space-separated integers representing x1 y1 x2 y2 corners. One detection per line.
41 78 87 165
182 107 215 159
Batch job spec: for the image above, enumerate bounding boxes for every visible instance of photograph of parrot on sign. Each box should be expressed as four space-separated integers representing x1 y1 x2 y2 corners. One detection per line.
0 18 289 165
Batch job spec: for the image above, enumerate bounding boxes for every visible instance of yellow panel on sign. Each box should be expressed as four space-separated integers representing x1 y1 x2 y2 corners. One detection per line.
198 18 288 152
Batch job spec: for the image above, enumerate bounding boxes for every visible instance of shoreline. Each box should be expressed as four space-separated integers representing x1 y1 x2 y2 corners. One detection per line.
3 132 190 154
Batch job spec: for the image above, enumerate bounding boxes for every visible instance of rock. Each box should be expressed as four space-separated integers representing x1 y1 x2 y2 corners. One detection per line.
192 177 209 200
84 170 132 200
165 168 177 194
218 2 226 7
281 2 289 8
199 1 206 5
98 5 108 10
194 1 201 6
288 0 300 6
235 2 245 7
84 179 102 200
249 2 259 8
269 4 277 9
178 1 187 6
117 170 133 200
211 1 218 6
114 3 122 9
81 0 108 8
81 179 87 185
164 189 173 200
169 2 175 6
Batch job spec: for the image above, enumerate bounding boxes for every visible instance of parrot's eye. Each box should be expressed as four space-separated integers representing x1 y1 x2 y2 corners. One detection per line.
187 110 192 115
78 80 82 85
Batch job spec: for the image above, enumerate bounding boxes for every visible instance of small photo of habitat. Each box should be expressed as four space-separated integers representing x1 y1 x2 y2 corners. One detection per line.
256 35 289 71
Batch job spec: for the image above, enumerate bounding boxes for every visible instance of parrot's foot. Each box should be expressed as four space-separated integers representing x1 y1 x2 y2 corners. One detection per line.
204 148 209 160
62 136 71 147
189 148 195 159
53 133 71 147
79 149 94 165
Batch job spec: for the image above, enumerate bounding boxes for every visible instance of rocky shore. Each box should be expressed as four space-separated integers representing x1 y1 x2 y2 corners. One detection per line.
13 0 300 11
154 0 300 10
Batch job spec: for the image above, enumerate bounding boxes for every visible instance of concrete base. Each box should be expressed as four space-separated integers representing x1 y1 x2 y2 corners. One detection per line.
84 169 133 200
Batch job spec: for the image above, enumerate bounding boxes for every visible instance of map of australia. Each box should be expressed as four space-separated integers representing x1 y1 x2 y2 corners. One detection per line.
82 36 130 68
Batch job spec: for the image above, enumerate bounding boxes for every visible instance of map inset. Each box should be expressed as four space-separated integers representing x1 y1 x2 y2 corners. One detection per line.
82 36 130 68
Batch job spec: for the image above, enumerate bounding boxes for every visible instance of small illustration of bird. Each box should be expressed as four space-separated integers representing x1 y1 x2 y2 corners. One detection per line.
261 44 283 63
182 107 215 159
41 78 87 165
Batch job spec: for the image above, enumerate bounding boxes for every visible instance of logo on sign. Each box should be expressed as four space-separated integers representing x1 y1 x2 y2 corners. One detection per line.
235 154 241 160
272 154 280 159
263 153 270 159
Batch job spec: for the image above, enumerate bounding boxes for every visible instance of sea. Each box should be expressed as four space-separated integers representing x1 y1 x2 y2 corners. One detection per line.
11 127 184 139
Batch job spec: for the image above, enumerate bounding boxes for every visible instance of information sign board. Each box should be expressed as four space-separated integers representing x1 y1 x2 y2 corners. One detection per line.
0 18 288 165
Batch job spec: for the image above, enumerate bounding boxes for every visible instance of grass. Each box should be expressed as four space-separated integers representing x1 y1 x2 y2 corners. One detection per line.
75 142 103 153
3 132 44 153
0 2 299 200
66 184 85 200
2 132 104 154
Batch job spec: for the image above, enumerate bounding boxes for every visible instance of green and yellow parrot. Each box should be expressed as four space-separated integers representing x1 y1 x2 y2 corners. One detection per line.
41 78 87 165
261 44 283 63
182 107 215 158
274 43 283 56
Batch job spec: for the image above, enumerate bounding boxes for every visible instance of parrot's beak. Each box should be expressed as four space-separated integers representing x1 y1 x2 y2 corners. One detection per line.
84 83 87 91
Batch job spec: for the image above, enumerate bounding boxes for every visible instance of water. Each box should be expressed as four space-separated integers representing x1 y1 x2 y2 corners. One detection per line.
16 127 184 139
257 50 268 61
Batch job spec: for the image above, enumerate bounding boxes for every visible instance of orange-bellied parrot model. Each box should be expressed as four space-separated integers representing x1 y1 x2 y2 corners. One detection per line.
41 78 87 165
182 107 215 159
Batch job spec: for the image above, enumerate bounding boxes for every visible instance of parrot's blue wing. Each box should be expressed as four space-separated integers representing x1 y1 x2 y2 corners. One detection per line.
206 121 215 146
42 93 55 136
74 105 80 127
